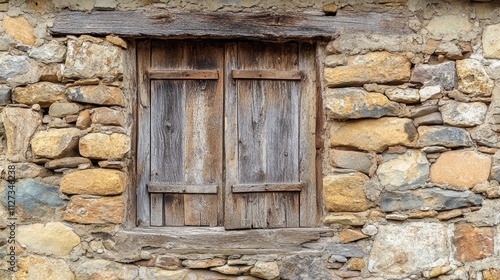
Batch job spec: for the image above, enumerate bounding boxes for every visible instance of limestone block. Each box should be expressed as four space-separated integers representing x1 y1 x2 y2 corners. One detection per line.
67 85 124 106
2 16 35 46
410 61 456 90
16 255 74 280
72 259 139 280
0 54 30 80
453 223 493 262
385 87 420 104
456 59 494 96
440 101 487 127
346 258 365 271
413 112 443 126
61 169 126 195
483 23 500 59
250 261 280 280
330 149 374 175
419 85 442 101
323 172 369 212
17 222 80 256
4 163 52 179
426 15 472 41
416 126 473 148
323 213 366 226
376 150 429 190
63 195 124 224
76 109 91 128
79 133 130 160
45 157 92 169
31 128 82 159
13 82 67 107
91 107 124 126
182 258 226 269
29 40 67 63
106 35 127 48
49 102 80 117
339 229 368 244
2 107 40 161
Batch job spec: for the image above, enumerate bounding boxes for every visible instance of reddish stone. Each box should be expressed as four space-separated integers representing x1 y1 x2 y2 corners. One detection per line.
453 223 493 262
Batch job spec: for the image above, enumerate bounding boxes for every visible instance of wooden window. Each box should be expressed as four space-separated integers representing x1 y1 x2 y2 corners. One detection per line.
137 40 317 229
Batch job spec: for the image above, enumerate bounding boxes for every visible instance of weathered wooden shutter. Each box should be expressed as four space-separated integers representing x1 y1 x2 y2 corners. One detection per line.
145 40 224 226
224 42 317 229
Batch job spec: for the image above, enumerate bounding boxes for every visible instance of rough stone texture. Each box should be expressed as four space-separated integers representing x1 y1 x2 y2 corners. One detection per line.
453 223 494 262
31 128 82 159
49 102 80 117
13 82 67 107
79 133 130 160
483 268 500 280
419 85 442 101
0 54 30 80
483 23 500 59
182 258 226 269
0 84 12 105
368 223 448 277
281 256 336 280
385 87 420 103
2 107 40 161
106 35 127 48
323 172 369 212
17 222 80 256
2 16 35 46
347 258 365 271
64 37 123 80
76 109 92 128
72 259 139 280
61 169 126 195
156 256 182 270
250 261 280 280
324 52 411 87
410 62 456 90
339 229 369 243
45 157 91 169
440 101 487 127
426 14 472 41
67 85 125 106
323 213 366 226
323 88 400 120
456 59 494 96
91 107 124 126
4 163 52 178
64 195 124 224
330 149 373 175
416 126 473 148
465 199 500 227
376 150 429 190
413 112 443 126
29 41 67 63
16 255 75 280
330 118 418 152
430 151 491 189
380 187 483 212
211 265 251 275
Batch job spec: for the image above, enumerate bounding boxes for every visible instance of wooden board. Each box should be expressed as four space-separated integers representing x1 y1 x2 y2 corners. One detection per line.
232 70 301 80
149 70 219 80
149 183 218 194
51 9 413 39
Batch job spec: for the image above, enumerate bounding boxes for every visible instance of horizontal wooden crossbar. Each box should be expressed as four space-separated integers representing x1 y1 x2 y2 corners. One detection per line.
232 183 303 193
232 70 302 80
148 183 218 194
149 70 219 80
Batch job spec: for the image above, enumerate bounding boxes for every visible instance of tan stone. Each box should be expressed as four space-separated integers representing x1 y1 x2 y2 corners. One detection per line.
2 107 41 162
182 258 226 268
329 118 417 152
63 195 124 224
5 162 52 178
106 35 128 49
437 209 465 221
346 258 365 271
456 59 494 96
76 109 92 128
17 222 80 256
79 133 130 160
323 213 366 226
61 169 126 195
430 151 491 189
17 255 74 280
73 259 139 280
323 173 369 212
211 265 251 275
408 210 438 219
2 16 35 46
31 128 82 159
483 23 500 59
423 265 452 279
67 85 125 106
426 15 472 41
339 229 369 243
91 107 124 126
49 102 80 117
156 256 182 270
324 52 411 87
13 82 67 107
45 157 92 169
250 261 280 280
453 223 494 262
483 268 500 280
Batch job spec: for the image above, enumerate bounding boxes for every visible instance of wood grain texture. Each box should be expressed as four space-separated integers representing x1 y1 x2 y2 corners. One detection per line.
149 183 218 194
232 70 301 80
232 183 303 193
51 9 413 38
149 70 219 80
150 193 164 226
164 194 184 226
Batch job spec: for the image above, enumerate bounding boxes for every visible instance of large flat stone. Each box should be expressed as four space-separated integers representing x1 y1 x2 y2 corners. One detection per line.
45 157 91 169
410 62 456 90
430 151 491 189
2 107 40 162
376 150 429 190
17 222 80 256
29 40 67 63
416 126 473 148
79 133 130 160
385 87 420 104
60 169 126 195
426 14 472 41
31 128 82 159
380 187 483 212
67 85 124 106
0 54 30 80
4 163 52 179
17 255 74 280
64 195 124 224
72 259 139 280
13 82 68 107
48 102 80 117
483 23 500 59
91 107 124 126
440 101 487 127
281 255 337 280
323 88 400 120
330 149 374 175
453 223 494 262
2 16 35 46
323 172 369 212
324 52 411 87
329 118 417 152
456 59 494 96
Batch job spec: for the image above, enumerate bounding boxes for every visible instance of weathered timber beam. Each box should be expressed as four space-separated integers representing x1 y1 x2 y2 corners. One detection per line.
50 8 412 39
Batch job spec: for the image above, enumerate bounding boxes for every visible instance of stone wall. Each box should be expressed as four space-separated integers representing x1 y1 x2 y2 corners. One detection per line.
1 0 500 280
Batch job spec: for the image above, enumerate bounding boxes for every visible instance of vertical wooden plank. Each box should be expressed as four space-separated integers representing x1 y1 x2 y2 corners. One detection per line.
298 42 318 227
150 193 164 226
315 42 326 226
184 194 218 226
136 40 151 227
164 194 184 226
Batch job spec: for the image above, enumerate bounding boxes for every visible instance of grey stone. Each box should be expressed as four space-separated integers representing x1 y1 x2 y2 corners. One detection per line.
0 36 16 51
3 163 52 179
29 41 67 63
324 88 400 120
413 112 443 126
2 107 41 162
1 179 66 215
410 62 456 90
330 149 373 175
464 199 500 226
376 150 429 190
95 0 118 10
67 85 124 106
362 225 378 236
0 84 12 105
0 54 30 80
385 87 420 104
440 101 487 127
407 105 440 118
326 244 364 258
416 126 473 148
45 157 92 169
280 256 337 280
380 187 483 212
49 102 80 117
420 85 442 101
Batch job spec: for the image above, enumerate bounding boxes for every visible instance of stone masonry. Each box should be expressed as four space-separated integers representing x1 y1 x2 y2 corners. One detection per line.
1 1 500 280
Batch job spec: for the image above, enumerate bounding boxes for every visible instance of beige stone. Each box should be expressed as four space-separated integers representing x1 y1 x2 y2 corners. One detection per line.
45 157 92 169
211 265 251 275
453 223 493 262
79 133 130 160
61 169 126 195
13 82 67 107
76 109 92 128
426 14 472 41
2 16 35 46
324 52 410 87
339 229 369 243
483 23 500 59
323 213 366 226
5 163 52 178
63 195 124 224
49 102 80 117
17 255 74 280
156 256 182 270
2 107 40 162
91 107 124 126
67 85 125 106
182 258 226 268
329 118 418 152
346 258 365 271
73 259 139 280
31 128 82 159
483 268 500 280
430 151 491 189
323 173 369 212
17 222 80 256
106 35 128 49
456 59 494 96
250 261 280 280
376 150 429 190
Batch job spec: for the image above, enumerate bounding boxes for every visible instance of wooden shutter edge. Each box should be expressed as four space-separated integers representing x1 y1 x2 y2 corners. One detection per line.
232 70 302 80
148 183 218 194
149 70 219 80
232 183 304 193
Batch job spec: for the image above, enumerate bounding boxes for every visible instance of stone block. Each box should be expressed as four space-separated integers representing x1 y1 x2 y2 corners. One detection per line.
61 169 126 195
426 14 472 41
16 255 74 280
483 268 500 280
410 62 456 90
2 16 35 46
0 54 30 80
330 149 373 175
72 259 139 280
413 112 443 126
182 258 226 269
63 195 124 224
385 87 420 104
67 85 124 106
4 163 52 179
376 150 429 190
91 107 124 126
416 126 473 148
339 229 368 244
17 222 80 256
31 128 82 159
29 40 67 63
2 107 40 162
323 213 366 226
79 133 130 160
456 59 494 96
49 102 80 117
0 84 12 105
323 172 369 212
281 256 334 280
250 261 280 280
453 223 493 262
483 23 500 59
13 82 67 108
440 101 487 127
45 157 92 169
419 85 442 101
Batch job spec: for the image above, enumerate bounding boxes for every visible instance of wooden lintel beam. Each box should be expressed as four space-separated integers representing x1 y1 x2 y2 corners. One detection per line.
50 9 412 39
232 70 302 80
148 183 218 194
149 70 219 80
232 183 304 193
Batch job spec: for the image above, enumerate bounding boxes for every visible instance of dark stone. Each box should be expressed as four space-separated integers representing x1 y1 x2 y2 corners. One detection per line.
410 61 456 90
326 244 364 258
413 112 443 126
417 126 473 148
0 85 12 105
281 255 337 280
380 187 483 212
